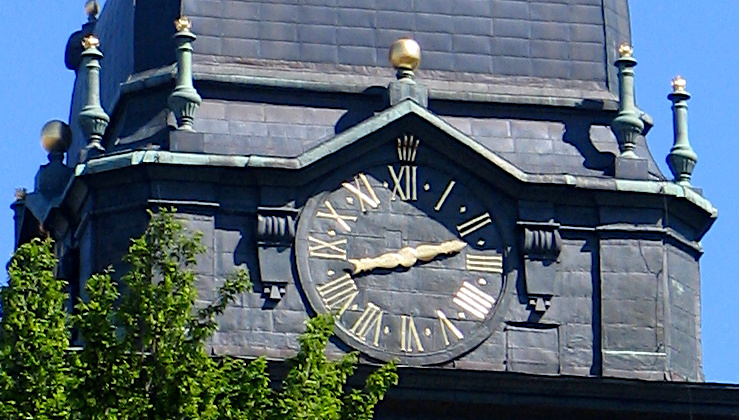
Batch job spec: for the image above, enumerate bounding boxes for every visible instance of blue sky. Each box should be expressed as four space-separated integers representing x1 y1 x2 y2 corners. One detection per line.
1 1 736 383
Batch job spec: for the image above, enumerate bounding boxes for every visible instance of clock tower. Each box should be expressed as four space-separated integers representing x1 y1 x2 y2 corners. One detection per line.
14 0 739 417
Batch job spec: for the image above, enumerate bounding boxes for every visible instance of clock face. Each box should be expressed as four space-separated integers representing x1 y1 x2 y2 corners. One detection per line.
295 136 509 365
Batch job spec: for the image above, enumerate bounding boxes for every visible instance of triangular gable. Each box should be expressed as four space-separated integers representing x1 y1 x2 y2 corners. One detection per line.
293 99 528 183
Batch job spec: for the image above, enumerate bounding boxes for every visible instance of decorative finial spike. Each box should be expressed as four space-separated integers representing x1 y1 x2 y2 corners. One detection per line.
81 34 100 50
174 16 192 32
672 75 687 93
618 42 633 58
85 0 100 22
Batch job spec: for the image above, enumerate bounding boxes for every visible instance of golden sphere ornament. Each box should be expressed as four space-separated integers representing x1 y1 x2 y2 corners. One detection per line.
389 38 421 71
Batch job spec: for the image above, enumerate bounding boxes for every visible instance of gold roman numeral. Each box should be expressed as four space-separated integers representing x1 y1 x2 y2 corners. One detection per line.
317 274 358 316
457 212 492 237
436 310 464 346
388 165 418 202
316 200 357 232
400 315 424 352
434 180 456 211
350 303 383 346
308 236 347 260
466 253 503 273
453 281 496 320
397 134 420 162
342 173 380 212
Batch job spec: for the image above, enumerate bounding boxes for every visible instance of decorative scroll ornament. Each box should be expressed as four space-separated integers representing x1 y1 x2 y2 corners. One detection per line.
256 207 298 302
257 213 296 245
523 225 562 260
519 222 562 314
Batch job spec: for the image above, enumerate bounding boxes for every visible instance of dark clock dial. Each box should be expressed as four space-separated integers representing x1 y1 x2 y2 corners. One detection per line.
295 137 507 365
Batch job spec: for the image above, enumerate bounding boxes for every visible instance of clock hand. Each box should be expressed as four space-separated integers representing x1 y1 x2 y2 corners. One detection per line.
414 240 467 261
348 239 466 275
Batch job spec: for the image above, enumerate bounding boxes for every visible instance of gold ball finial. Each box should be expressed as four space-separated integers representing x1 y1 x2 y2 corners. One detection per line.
81 34 100 49
389 38 421 71
174 16 192 32
672 75 687 92
41 120 73 154
618 43 633 58
85 0 100 20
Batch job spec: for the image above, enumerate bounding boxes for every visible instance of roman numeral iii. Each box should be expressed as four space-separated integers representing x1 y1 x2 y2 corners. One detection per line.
466 253 503 273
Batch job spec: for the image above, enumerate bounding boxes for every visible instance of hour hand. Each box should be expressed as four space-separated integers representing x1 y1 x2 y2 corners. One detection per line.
348 239 466 275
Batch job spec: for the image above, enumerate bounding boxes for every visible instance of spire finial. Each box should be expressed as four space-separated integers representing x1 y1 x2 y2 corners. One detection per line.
168 16 202 131
174 16 192 32
81 34 99 50
667 75 698 186
618 42 633 58
671 75 687 93
78 35 109 160
611 43 643 159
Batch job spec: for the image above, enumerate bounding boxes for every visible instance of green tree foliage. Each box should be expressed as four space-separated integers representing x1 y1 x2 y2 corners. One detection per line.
0 209 397 420
0 238 70 420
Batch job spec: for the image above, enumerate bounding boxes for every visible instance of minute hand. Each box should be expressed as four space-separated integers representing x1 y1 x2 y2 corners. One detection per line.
348 239 466 275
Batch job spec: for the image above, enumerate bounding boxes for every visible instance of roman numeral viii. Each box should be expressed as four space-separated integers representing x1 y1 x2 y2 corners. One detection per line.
316 274 358 316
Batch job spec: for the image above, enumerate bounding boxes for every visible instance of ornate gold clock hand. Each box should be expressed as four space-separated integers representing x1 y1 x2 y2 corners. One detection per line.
348 239 467 275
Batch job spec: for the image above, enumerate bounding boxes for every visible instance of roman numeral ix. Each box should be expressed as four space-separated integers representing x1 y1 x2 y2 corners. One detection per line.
316 274 358 316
